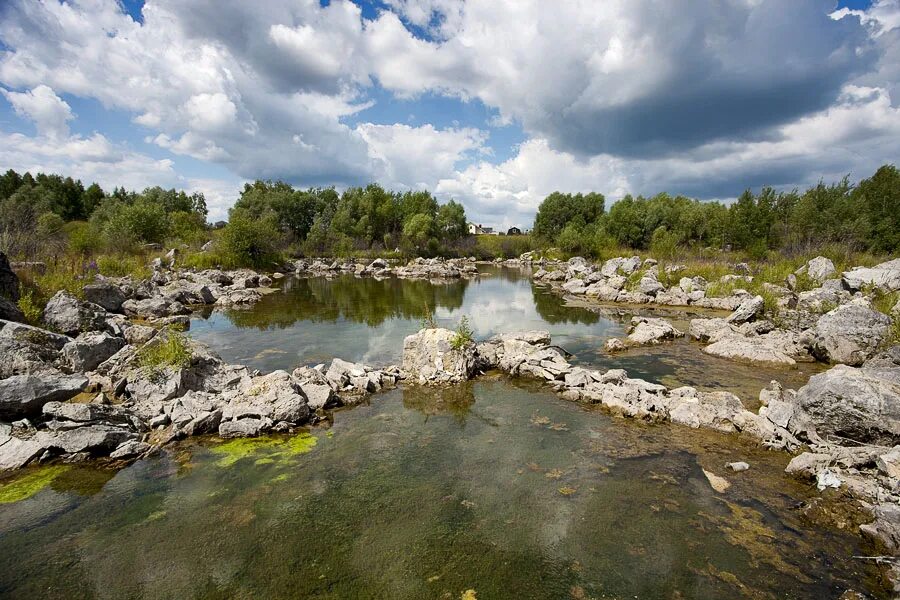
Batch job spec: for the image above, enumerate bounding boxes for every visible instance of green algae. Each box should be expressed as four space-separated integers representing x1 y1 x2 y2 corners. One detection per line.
211 432 318 467
0 465 70 504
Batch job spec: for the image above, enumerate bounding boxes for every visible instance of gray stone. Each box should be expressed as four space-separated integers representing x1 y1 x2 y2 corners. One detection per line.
626 317 683 346
42 290 108 336
62 332 126 372
301 383 337 410
0 320 72 350
805 300 891 366
860 504 900 552
727 461 750 472
109 440 150 459
842 259 900 292
791 359 900 445
726 295 764 324
0 371 88 418
83 282 127 312
0 296 25 323
0 252 19 302
219 418 267 438
402 328 476 384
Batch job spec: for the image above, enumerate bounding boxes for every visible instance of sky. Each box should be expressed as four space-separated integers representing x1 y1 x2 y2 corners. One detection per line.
0 0 898 228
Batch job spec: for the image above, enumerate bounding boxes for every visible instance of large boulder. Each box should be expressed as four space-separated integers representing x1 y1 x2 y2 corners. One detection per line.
0 371 88 418
804 299 891 366
221 370 310 425
842 259 900 292
790 352 900 445
402 328 476 384
61 332 126 372
703 329 808 366
796 256 836 283
0 252 19 302
42 291 108 336
726 295 764 324
626 317 683 346
83 282 127 312
0 320 72 349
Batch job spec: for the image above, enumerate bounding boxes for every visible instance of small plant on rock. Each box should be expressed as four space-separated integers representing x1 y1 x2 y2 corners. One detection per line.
450 315 474 350
136 327 192 374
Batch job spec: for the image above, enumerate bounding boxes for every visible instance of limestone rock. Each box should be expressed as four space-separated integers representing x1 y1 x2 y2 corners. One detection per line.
83 282 127 312
0 371 88 419
842 259 900 292
402 328 476 384
62 332 126 372
726 295 764 324
626 317 683 346
805 300 890 366
791 359 900 445
42 290 108 336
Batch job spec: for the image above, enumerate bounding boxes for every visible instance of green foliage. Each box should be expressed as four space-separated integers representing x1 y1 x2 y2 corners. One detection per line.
533 191 605 241
450 315 474 350
96 254 151 279
649 226 680 259
532 164 898 258
471 234 535 259
16 286 43 325
217 213 281 268
136 328 192 372
65 221 102 255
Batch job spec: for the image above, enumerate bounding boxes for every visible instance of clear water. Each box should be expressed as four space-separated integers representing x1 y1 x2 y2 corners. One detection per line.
189 265 821 406
0 380 888 598
1 266 881 598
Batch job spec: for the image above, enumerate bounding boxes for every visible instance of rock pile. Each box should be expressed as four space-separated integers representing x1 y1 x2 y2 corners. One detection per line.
292 256 478 280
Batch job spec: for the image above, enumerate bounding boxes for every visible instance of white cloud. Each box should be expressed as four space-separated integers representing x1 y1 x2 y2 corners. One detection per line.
357 123 487 190
0 0 896 230
1 84 73 139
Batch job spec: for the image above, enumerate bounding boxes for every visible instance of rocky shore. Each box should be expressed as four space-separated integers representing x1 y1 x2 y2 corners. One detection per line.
2 251 899 592
292 256 479 280
527 253 899 368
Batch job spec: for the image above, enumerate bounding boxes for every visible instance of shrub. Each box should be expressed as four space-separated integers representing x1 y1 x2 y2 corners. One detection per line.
218 214 281 268
16 286 43 325
65 221 102 255
97 254 151 279
450 315 474 350
649 226 680 260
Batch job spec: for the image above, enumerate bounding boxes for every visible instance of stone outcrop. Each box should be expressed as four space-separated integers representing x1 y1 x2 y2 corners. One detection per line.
0 252 19 302
790 350 900 445
0 371 88 419
624 316 683 346
83 282 127 312
803 299 891 366
42 291 109 336
842 259 900 292
402 328 476 384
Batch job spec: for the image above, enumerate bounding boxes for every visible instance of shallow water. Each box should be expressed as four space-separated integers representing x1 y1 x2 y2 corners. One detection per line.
0 380 888 599
189 265 821 406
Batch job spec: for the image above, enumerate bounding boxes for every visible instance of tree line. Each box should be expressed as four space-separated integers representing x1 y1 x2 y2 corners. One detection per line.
532 164 900 258
230 181 468 257
0 169 471 266
0 169 208 258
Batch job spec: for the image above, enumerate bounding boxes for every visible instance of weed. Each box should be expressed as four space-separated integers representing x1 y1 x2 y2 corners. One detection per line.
420 303 438 329
136 327 192 374
450 315 474 350
16 286 43 325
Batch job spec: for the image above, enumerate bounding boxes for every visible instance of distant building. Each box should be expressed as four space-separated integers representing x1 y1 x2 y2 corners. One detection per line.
468 222 495 235
506 226 522 236
213 221 227 229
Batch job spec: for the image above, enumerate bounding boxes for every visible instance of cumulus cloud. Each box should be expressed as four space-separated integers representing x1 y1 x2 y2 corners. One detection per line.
1 84 73 139
0 0 896 229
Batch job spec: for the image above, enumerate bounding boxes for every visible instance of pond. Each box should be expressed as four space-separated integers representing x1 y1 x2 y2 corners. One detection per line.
0 379 889 598
189 265 821 406
1 266 879 598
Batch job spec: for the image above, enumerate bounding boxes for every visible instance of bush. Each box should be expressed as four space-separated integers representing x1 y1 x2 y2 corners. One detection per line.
65 221 102 255
97 254 151 279
450 316 474 350
217 214 281 268
649 226 680 260
16 286 43 325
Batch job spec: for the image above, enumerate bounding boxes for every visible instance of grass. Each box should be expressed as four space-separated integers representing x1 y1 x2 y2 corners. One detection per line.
16 286 43 325
136 327 192 371
96 254 152 279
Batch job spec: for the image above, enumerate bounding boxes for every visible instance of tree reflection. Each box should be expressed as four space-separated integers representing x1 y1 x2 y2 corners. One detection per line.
530 285 601 325
222 275 469 329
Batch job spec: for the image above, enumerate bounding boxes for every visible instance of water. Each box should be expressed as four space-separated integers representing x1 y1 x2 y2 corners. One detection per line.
0 266 881 598
189 265 820 406
0 380 889 598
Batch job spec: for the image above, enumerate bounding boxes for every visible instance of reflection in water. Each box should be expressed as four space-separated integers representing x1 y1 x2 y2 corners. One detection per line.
189 265 821 403
0 382 889 599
